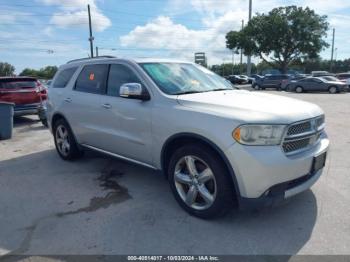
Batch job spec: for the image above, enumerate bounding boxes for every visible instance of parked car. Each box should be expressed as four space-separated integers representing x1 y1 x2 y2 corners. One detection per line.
252 74 290 90
287 77 348 93
0 77 48 126
281 75 307 90
47 57 329 218
335 73 350 85
226 75 248 85
239 75 254 84
46 80 52 87
311 71 334 77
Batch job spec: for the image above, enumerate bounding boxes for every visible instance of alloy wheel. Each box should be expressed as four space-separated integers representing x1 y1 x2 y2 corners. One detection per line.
296 86 303 93
55 125 70 157
329 86 337 94
174 155 217 210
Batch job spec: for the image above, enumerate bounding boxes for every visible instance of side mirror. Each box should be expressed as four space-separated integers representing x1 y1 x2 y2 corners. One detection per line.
119 83 150 101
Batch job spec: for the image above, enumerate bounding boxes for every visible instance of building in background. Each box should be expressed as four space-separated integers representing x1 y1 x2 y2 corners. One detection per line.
194 52 207 67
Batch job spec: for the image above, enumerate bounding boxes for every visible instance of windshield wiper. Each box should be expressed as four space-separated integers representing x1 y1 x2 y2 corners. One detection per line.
175 90 203 95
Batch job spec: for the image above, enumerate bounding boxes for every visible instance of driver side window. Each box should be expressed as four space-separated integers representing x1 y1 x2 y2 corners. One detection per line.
107 64 141 97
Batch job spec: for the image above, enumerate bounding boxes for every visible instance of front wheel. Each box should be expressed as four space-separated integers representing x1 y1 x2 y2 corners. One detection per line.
253 84 260 90
168 145 235 219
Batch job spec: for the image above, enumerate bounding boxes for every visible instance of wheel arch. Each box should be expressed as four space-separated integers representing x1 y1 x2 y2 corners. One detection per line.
51 112 67 128
160 133 241 200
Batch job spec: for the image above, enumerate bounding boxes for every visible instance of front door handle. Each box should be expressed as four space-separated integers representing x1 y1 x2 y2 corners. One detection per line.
64 97 72 103
102 103 112 109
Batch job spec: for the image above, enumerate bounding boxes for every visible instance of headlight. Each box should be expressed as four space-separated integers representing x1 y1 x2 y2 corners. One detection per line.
232 125 286 145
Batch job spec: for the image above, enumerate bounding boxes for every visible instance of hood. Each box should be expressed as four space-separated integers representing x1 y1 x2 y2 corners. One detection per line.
176 90 323 124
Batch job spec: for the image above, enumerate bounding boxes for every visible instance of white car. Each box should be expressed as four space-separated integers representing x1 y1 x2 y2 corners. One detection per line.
47 57 329 218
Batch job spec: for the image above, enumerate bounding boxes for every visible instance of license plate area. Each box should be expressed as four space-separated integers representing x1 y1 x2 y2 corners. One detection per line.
311 152 327 173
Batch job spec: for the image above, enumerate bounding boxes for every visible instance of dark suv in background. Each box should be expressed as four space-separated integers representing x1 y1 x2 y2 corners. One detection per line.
252 74 290 90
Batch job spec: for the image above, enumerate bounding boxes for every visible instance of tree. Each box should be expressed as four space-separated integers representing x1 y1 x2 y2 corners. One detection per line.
0 62 15 76
226 6 329 73
211 63 257 76
19 66 58 79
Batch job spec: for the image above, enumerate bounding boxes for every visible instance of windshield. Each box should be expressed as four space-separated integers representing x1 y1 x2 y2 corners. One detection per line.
139 62 234 95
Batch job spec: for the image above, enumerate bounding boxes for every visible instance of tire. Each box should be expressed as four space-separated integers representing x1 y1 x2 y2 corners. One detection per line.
253 84 260 90
41 119 48 127
168 144 235 219
53 118 83 161
328 86 338 94
295 86 303 93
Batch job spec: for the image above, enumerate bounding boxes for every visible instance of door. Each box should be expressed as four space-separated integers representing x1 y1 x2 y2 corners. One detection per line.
64 64 109 147
263 76 276 88
307 78 322 91
98 63 153 165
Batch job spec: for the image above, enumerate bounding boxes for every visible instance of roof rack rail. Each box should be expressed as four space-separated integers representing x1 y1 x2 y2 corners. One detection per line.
67 56 116 64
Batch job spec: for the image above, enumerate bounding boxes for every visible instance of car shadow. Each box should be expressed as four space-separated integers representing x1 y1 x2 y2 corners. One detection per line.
13 116 40 127
0 149 318 257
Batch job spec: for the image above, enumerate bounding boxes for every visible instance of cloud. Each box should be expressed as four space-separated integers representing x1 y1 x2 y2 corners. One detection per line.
42 26 54 37
39 0 111 32
119 13 248 65
119 0 350 64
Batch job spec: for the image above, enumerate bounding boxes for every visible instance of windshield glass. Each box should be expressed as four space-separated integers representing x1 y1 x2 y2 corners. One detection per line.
139 63 233 95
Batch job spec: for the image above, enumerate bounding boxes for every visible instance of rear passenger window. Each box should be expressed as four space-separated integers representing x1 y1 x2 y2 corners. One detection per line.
53 67 77 88
75 64 108 94
107 64 141 97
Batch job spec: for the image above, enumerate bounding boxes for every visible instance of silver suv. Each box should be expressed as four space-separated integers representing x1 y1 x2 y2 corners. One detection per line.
47 57 329 218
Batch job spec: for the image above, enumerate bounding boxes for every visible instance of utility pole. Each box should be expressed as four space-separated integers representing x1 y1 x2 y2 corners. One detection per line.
246 0 252 76
330 28 335 72
88 4 94 58
240 20 244 65
232 51 234 75
95 46 99 57
222 59 225 77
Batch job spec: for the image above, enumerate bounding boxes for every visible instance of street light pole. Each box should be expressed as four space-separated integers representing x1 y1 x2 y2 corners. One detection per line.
240 19 244 66
330 28 335 72
88 4 94 58
232 51 235 75
246 0 252 76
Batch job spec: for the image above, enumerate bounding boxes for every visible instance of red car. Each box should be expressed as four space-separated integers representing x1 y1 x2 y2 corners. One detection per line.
0 77 48 126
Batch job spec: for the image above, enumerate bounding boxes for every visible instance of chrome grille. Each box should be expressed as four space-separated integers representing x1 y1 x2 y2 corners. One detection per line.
282 116 325 155
283 138 310 153
287 121 311 136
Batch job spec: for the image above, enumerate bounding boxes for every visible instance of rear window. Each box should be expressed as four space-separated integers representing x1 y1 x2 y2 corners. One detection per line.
53 67 77 88
0 79 36 89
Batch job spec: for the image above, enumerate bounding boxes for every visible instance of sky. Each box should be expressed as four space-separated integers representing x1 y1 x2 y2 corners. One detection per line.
1 0 350 74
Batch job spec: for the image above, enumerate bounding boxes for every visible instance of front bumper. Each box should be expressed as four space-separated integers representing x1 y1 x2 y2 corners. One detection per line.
225 133 329 205
239 168 323 210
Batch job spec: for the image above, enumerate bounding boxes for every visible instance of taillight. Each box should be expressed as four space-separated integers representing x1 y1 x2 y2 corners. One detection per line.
36 81 47 100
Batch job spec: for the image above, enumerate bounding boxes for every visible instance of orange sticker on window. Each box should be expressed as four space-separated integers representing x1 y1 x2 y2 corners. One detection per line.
89 73 95 80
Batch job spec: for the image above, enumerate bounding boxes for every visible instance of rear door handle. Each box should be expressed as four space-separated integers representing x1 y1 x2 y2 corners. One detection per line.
102 103 112 109
64 98 72 103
